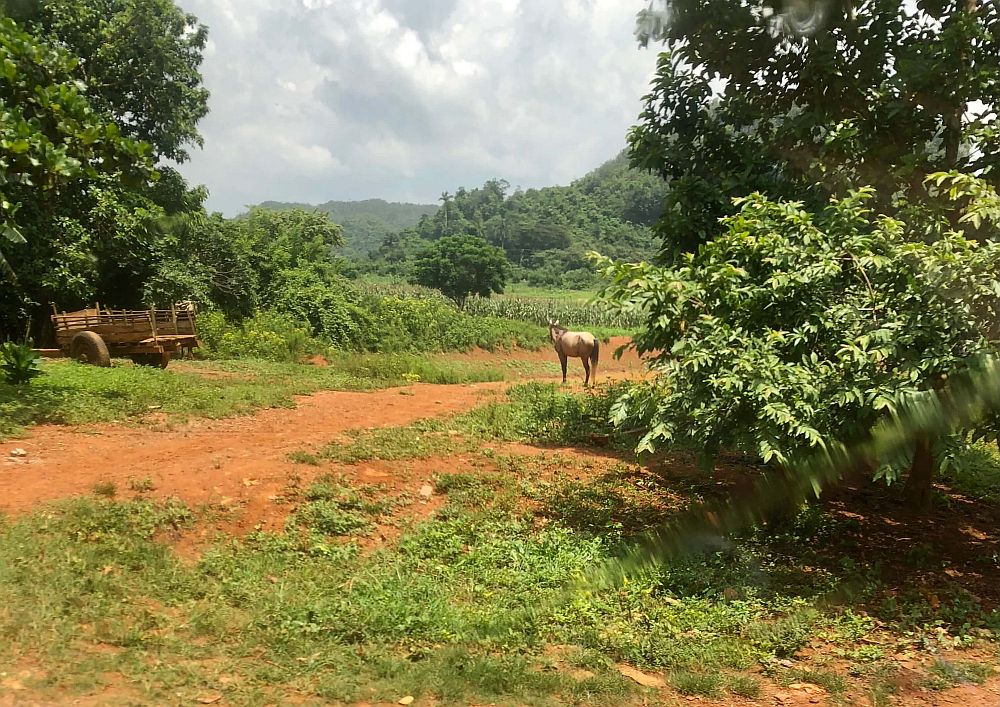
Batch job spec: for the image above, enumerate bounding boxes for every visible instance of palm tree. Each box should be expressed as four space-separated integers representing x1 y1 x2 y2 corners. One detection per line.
439 191 452 234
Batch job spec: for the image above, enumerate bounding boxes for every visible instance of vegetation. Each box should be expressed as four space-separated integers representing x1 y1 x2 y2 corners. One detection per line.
10 0 210 163
0 340 41 384
0 16 152 285
601 0 1000 508
2 0 1000 704
596 181 1000 503
463 293 644 331
632 0 1000 257
409 234 510 307
257 198 438 258
0 355 514 440
1 378 997 704
368 154 666 289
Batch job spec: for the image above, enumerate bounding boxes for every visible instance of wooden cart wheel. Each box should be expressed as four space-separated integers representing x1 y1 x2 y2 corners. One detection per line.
69 331 111 367
130 352 171 369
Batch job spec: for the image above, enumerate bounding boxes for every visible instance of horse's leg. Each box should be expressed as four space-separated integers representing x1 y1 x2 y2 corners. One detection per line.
559 352 568 384
583 356 590 386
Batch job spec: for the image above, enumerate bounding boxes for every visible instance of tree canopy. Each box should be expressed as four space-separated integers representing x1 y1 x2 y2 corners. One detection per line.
631 0 1000 256
0 16 152 286
12 0 210 162
409 234 510 307
369 153 667 288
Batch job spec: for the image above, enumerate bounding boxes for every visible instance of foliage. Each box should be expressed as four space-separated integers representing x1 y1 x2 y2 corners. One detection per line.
463 294 643 330
257 198 438 258
197 310 319 362
17 0 210 163
0 17 152 285
0 339 40 384
456 381 623 445
143 211 258 319
368 154 666 287
630 0 1000 257
239 207 345 298
595 184 1000 474
409 234 510 307
578 350 1000 594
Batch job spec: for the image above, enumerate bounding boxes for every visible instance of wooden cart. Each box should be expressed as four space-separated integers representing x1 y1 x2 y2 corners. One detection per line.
47 303 200 369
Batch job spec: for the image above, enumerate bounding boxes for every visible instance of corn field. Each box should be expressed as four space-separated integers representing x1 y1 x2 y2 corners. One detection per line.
463 295 644 330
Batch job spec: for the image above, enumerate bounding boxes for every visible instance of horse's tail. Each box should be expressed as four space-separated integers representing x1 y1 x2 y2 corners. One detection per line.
590 337 600 379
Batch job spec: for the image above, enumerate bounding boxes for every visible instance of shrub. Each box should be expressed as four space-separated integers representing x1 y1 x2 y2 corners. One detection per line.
198 310 319 362
0 341 42 384
596 182 1000 480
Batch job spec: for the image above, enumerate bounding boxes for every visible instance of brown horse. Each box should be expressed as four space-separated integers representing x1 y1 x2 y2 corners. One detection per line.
548 319 600 386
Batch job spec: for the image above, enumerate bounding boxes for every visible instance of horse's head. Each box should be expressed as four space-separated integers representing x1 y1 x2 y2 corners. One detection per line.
547 319 564 343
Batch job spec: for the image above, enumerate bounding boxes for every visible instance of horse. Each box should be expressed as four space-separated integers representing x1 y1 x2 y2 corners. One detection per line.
548 319 600 386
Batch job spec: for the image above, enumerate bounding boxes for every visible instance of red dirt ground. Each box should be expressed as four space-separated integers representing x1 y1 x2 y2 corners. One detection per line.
0 339 644 533
2 339 998 706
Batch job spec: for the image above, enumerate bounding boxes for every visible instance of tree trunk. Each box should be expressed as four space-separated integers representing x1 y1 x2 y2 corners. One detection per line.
905 436 935 510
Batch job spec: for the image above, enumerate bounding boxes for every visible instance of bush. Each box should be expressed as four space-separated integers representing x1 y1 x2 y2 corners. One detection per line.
198 310 320 362
597 183 1000 473
1 341 42 384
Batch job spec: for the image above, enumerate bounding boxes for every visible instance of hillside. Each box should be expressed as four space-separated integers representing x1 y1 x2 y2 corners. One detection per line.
256 198 438 257
369 152 669 287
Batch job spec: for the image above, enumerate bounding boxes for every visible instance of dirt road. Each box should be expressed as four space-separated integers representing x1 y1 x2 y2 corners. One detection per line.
0 340 645 521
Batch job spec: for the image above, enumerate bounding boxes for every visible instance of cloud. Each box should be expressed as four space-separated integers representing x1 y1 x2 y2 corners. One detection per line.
176 0 658 214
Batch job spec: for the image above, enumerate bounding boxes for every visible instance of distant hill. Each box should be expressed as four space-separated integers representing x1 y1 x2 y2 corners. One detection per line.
255 198 438 257
367 152 669 288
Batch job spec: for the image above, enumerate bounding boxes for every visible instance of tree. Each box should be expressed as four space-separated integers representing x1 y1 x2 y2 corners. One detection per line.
595 179 1000 504
15 0 210 162
236 208 345 302
409 234 510 307
0 16 152 301
631 0 1000 258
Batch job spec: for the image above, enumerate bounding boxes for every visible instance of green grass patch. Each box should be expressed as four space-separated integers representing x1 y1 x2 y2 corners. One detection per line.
922 658 994 689
728 673 762 698
2 451 998 704
294 419 469 464
290 382 624 466
941 440 1000 502
781 668 849 694
670 670 723 696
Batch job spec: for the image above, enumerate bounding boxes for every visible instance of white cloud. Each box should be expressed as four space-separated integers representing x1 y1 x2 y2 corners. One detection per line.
176 0 658 214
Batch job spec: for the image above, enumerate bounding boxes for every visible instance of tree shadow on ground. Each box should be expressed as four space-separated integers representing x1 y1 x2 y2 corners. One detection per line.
529 440 1000 624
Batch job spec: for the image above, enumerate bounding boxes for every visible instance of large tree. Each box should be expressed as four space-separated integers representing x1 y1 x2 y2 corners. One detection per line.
11 0 210 163
0 17 152 310
631 0 1000 257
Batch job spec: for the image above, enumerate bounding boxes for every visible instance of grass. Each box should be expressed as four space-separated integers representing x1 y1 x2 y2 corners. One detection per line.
941 439 1000 502
288 382 623 466
0 451 998 705
3 357 1000 704
0 353 514 440
922 658 995 689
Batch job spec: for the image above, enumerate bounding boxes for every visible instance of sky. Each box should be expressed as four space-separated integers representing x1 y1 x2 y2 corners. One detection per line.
174 0 660 216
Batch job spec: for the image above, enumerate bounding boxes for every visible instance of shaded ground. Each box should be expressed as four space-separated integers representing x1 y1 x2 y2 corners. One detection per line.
1 339 998 706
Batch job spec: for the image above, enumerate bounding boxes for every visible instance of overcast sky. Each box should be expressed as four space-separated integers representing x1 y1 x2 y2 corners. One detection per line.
174 0 659 216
